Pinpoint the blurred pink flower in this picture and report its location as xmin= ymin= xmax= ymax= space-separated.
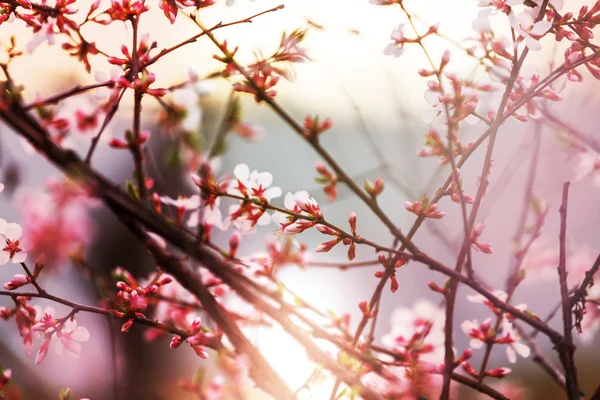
xmin=16 ymin=179 xmax=98 ymax=270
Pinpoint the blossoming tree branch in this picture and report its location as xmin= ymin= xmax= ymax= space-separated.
xmin=1 ymin=0 xmax=600 ymax=398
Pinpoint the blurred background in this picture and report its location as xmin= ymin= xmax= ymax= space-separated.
xmin=1 ymin=0 xmax=600 ymax=398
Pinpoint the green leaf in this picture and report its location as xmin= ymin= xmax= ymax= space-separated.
xmin=210 ymin=136 xmax=229 ymax=157
xmin=126 ymin=180 xmax=140 ymax=202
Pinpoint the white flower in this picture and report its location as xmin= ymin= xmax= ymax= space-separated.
xmin=230 ymin=164 xmax=282 ymax=201
xmin=27 ymin=18 xmax=56 ymax=53
xmin=510 ymin=11 xmax=552 ymax=51
xmin=500 ymin=319 xmax=530 ymax=363
xmin=187 ymin=197 xmax=226 ymax=231
xmin=0 ymin=183 xmax=4 ymax=193
xmin=473 ymin=8 xmax=493 ymax=33
xmin=461 ymin=319 xmax=486 ymax=349
xmin=0 ymin=221 xmax=27 ymax=265
xmin=172 ymin=86 xmax=202 ymax=133
xmin=272 ymin=191 xmax=321 ymax=234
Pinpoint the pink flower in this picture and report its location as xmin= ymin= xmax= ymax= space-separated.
xmin=16 ymin=180 xmax=97 ymax=271
xmin=55 ymin=319 xmax=90 ymax=359
xmin=383 ymin=25 xmax=407 ymax=57
xmin=382 ymin=299 xmax=445 ymax=365
xmin=405 ymin=200 xmax=445 ymax=219
xmin=231 ymin=121 xmax=266 ymax=141
xmin=205 ymin=375 xmax=225 ymax=400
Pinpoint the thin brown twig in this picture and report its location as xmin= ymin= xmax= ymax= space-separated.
xmin=22 ymin=81 xmax=115 ymax=110
xmin=84 ymin=88 xmax=126 ymax=164
xmin=557 ymin=181 xmax=581 ymax=399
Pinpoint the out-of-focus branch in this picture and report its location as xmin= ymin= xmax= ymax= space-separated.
xmin=556 ymin=182 xmax=581 ymax=399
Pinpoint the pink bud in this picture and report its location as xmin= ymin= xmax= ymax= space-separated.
xmin=348 ymin=212 xmax=357 ymax=235
xmin=315 ymin=238 xmax=341 ymax=252
xmin=170 ymin=335 xmax=183 ymax=349
xmin=428 ymin=281 xmax=445 ymax=294
xmin=486 ymin=367 xmax=511 ymax=378
xmin=229 ymin=232 xmax=241 ymax=257
xmin=190 ymin=317 xmax=202 ymax=332
xmin=461 ymin=362 xmax=479 ymax=378
xmin=316 ymin=224 xmax=337 ymax=236
xmin=121 ymin=319 xmax=134 ymax=332
xmin=440 ymin=49 xmax=451 ymax=70
xmin=358 ymin=300 xmax=369 ymax=315
xmin=157 ymin=276 xmax=172 ymax=286
xmin=347 ymin=243 xmax=356 ymax=261
xmin=390 ymin=274 xmax=399 ymax=293
xmin=34 ymin=254 xmax=46 ymax=278
xmin=373 ymin=178 xmax=384 ymax=196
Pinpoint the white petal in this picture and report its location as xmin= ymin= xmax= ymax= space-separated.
xmin=233 ymin=164 xmax=250 ymax=181
xmin=550 ymin=0 xmax=563 ymax=9
xmin=264 ymin=187 xmax=282 ymax=201
xmin=255 ymin=172 xmax=273 ymax=188
xmin=513 ymin=342 xmax=530 ymax=358
xmin=506 ymin=345 xmax=517 ymax=363
xmin=0 ymin=219 xmax=6 ymax=234
xmin=530 ymin=20 xmax=552 ymax=36
xmin=257 ymin=212 xmax=271 ymax=226
xmin=517 ymin=12 xmax=534 ymax=29
xmin=424 ymin=89 xmax=440 ymax=106
xmin=0 ymin=251 xmax=10 ymax=266
xmin=470 ymin=339 xmax=484 ymax=349
xmin=186 ymin=211 xmax=199 ymax=227
xmin=284 ymin=192 xmax=295 ymax=210
xmin=466 ymin=294 xmax=484 ymax=303
xmin=526 ymin=36 xmax=542 ymax=51
xmin=5 ymin=223 xmax=22 ymax=241
xmin=12 ymin=252 xmax=27 ymax=264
